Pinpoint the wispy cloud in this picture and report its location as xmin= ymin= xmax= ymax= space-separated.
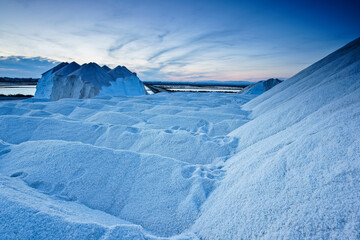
xmin=0 ymin=0 xmax=358 ymax=81
xmin=0 ymin=67 xmax=17 ymax=71
xmin=0 ymin=56 xmax=59 ymax=77
xmin=108 ymin=38 xmax=139 ymax=56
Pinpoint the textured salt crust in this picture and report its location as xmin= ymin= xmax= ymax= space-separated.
xmin=0 ymin=92 xmax=252 ymax=238
xmin=192 ymin=37 xmax=360 ymax=239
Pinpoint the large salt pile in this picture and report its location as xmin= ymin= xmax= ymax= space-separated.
xmin=35 ymin=62 xmax=147 ymax=100
xmin=192 ymin=37 xmax=360 ymax=239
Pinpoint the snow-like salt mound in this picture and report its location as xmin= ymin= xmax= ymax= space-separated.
xmin=35 ymin=62 xmax=147 ymax=100
xmin=192 ymin=37 xmax=360 ymax=239
xmin=239 ymin=78 xmax=282 ymax=95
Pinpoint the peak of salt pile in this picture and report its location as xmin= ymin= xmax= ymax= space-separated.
xmin=239 ymin=78 xmax=282 ymax=95
xmin=108 ymin=66 xmax=134 ymax=79
xmin=102 ymin=65 xmax=112 ymax=72
xmin=35 ymin=62 xmax=147 ymax=100
xmin=41 ymin=62 xmax=68 ymax=76
xmin=68 ymin=62 xmax=113 ymax=87
xmin=54 ymin=61 xmax=81 ymax=76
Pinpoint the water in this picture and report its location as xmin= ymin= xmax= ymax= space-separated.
xmin=0 ymin=85 xmax=36 ymax=96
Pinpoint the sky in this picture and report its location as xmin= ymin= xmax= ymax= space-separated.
xmin=0 ymin=0 xmax=359 ymax=81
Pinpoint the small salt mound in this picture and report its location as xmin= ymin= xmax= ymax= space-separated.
xmin=0 ymin=115 xmax=107 ymax=145
xmin=239 ymin=78 xmax=282 ymax=95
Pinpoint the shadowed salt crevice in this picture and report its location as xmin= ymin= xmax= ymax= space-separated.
xmin=0 ymin=174 xmax=179 ymax=240
xmin=0 ymin=149 xmax=11 ymax=157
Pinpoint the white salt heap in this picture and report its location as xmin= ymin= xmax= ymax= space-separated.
xmin=35 ymin=62 xmax=147 ymax=100
xmin=1 ymin=37 xmax=359 ymax=239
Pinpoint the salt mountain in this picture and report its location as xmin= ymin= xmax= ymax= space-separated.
xmin=0 ymin=37 xmax=359 ymax=239
xmin=35 ymin=62 xmax=147 ymax=100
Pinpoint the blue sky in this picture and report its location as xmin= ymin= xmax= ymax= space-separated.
xmin=0 ymin=0 xmax=359 ymax=81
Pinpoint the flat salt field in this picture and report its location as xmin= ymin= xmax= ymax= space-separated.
xmin=0 ymin=92 xmax=255 ymax=238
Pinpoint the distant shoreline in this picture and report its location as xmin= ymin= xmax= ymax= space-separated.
xmin=0 ymin=82 xmax=37 ymax=86
xmin=0 ymin=94 xmax=33 ymax=101
xmin=0 ymin=77 xmax=38 ymax=87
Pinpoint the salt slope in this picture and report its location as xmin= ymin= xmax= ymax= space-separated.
xmin=192 ymin=38 xmax=360 ymax=239
xmin=34 ymin=62 xmax=68 ymax=98
xmin=54 ymin=61 xmax=81 ymax=77
xmin=0 ymin=92 xmax=253 ymax=238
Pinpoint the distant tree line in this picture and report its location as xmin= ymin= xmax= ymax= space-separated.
xmin=0 ymin=77 xmax=39 ymax=85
